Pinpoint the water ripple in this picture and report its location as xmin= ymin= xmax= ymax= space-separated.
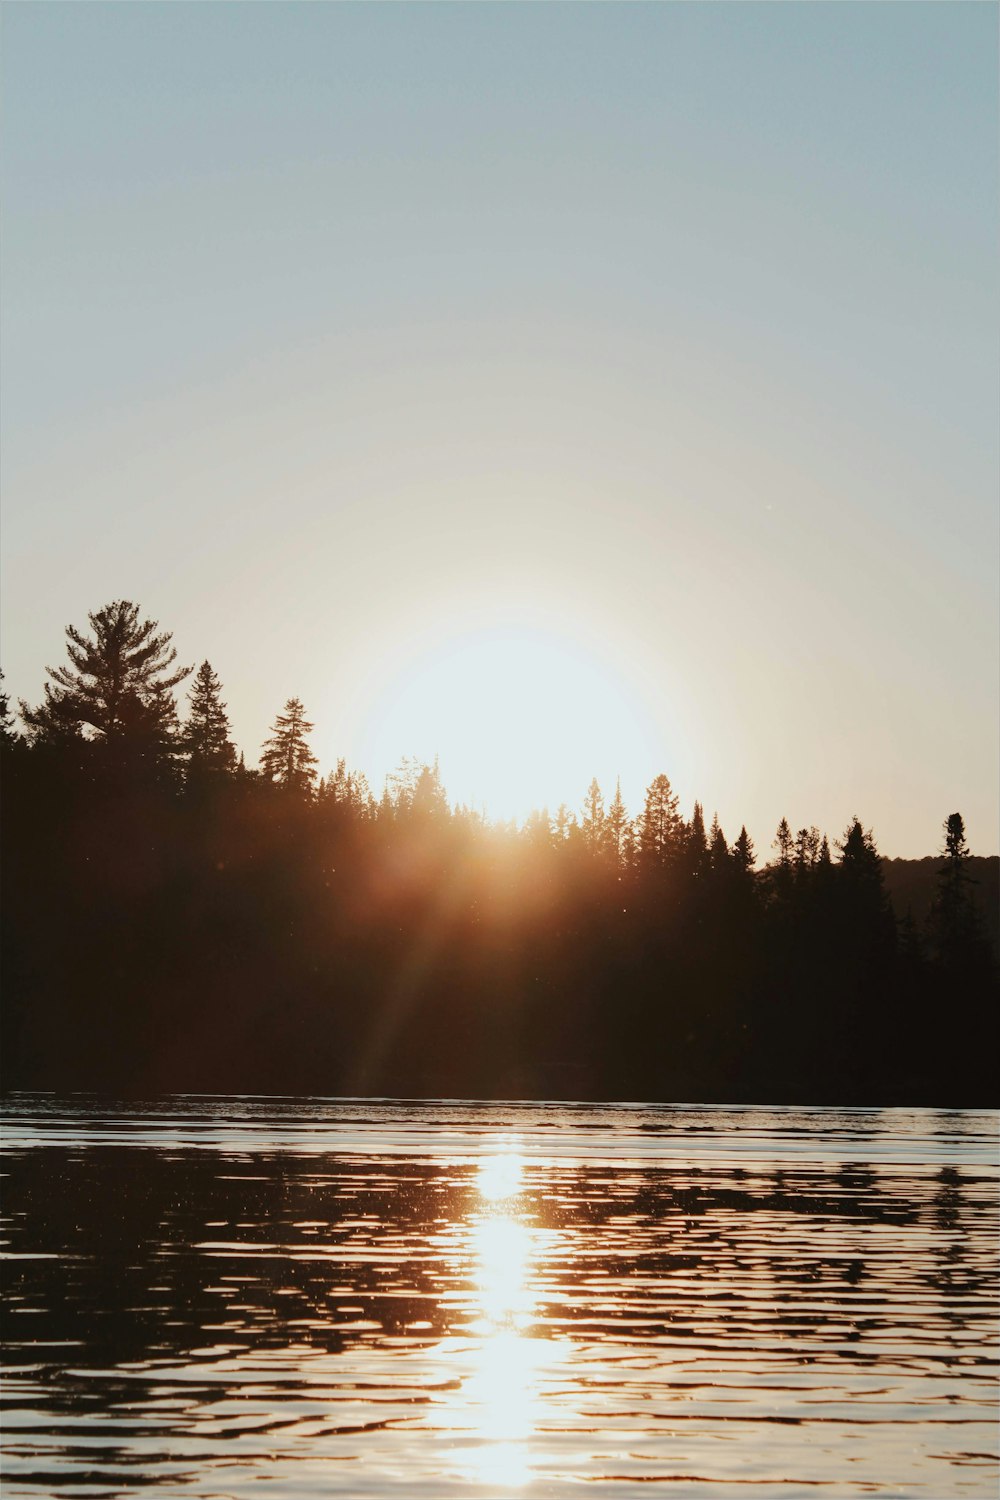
xmin=1 ymin=1096 xmax=997 ymax=1497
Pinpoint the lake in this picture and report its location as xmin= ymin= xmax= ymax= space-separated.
xmin=1 ymin=1097 xmax=997 ymax=1497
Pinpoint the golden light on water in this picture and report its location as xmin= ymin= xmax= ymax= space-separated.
xmin=477 ymin=1149 xmax=524 ymax=1203
xmin=469 ymin=1214 xmax=533 ymax=1330
xmin=435 ymin=1145 xmax=558 ymax=1489
xmin=459 ymin=1331 xmax=546 ymax=1489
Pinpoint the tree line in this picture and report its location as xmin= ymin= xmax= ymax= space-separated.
xmin=1 ymin=600 xmax=996 ymax=1104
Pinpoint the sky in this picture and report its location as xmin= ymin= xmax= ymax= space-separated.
xmin=2 ymin=3 xmax=997 ymax=857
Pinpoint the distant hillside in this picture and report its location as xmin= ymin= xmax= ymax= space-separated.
xmin=882 ymin=855 xmax=999 ymax=957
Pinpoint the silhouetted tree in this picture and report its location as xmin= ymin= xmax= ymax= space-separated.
xmin=732 ymin=825 xmax=755 ymax=878
xmin=794 ymin=826 xmax=821 ymax=875
xmin=930 ymin=812 xmax=983 ymax=964
xmin=773 ymin=817 xmax=794 ymax=868
xmin=581 ymin=778 xmax=606 ymax=853
xmin=235 ymin=750 xmax=257 ymax=782
xmin=320 ymin=758 xmax=373 ymax=819
xmin=766 ymin=817 xmax=796 ymax=908
xmin=835 ymin=818 xmax=895 ymax=971
xmin=944 ymin=812 xmax=970 ymax=862
xmin=0 ymin=671 xmax=19 ymax=751
xmin=686 ymin=801 xmax=709 ymax=878
xmin=183 ymin=661 xmax=236 ymax=778
xmin=639 ymin=773 xmax=682 ymax=865
xmin=4 ymin=601 xmax=997 ymax=1106
xmin=837 ymin=817 xmax=883 ymax=891
xmin=260 ymin=697 xmax=318 ymax=795
xmin=606 ymin=779 xmax=629 ymax=865
xmin=20 ymin=600 xmax=189 ymax=773
xmin=709 ymin=812 xmax=729 ymax=872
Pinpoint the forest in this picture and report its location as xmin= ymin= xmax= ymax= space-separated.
xmin=2 ymin=601 xmax=996 ymax=1104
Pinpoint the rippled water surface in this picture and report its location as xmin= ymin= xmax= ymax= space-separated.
xmin=1 ymin=1097 xmax=997 ymax=1497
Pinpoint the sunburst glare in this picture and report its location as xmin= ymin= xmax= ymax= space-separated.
xmin=354 ymin=621 xmax=667 ymax=823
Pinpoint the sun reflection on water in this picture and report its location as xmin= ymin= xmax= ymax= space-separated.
xmin=477 ymin=1150 xmax=524 ymax=1203
xmin=470 ymin=1214 xmax=533 ymax=1329
xmin=435 ymin=1145 xmax=555 ymax=1490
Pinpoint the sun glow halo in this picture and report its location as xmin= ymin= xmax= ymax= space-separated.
xmin=356 ymin=624 xmax=664 ymax=823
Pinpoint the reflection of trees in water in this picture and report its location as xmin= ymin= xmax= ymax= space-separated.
xmin=926 ymin=1163 xmax=997 ymax=1342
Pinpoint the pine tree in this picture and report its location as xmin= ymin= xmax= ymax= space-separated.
xmin=621 ymin=817 xmax=639 ymax=868
xmin=351 ymin=770 xmax=375 ymax=819
xmin=930 ymin=812 xmax=983 ymax=964
xmin=836 ymin=817 xmax=883 ymax=890
xmin=686 ymin=800 xmax=709 ymax=877
xmin=639 ymin=773 xmax=682 ymax=864
xmin=709 ymin=812 xmax=728 ymax=871
xmin=386 ymin=756 xmax=427 ymax=813
xmin=581 ymin=777 xmax=606 ymax=853
xmin=523 ymin=808 xmax=554 ymax=847
xmin=943 ymin=811 xmax=970 ymax=864
xmin=834 ymin=818 xmax=896 ymax=975
xmin=732 ymin=825 xmax=755 ymax=877
xmin=20 ymin=601 xmax=189 ymax=755
xmin=773 ymin=817 xmax=794 ymax=868
xmin=412 ymin=759 xmax=449 ymax=819
xmin=320 ymin=757 xmax=369 ymax=814
xmin=183 ymin=661 xmax=236 ymax=777
xmin=0 ymin=671 xmax=19 ymax=751
xmin=20 ymin=599 xmax=188 ymax=742
xmin=554 ymin=804 xmax=576 ymax=841
xmin=260 ymin=697 xmax=318 ymax=794
xmin=794 ymin=826 xmax=821 ymax=877
xmin=606 ymin=778 xmax=629 ymax=865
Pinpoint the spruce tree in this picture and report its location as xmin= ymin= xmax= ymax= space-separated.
xmin=606 ymin=778 xmax=629 ymax=865
xmin=836 ymin=817 xmax=883 ymax=890
xmin=943 ymin=811 xmax=971 ymax=864
xmin=709 ymin=812 xmax=728 ymax=871
xmin=773 ymin=817 xmax=794 ymax=868
xmin=639 ymin=773 xmax=682 ymax=864
xmin=581 ymin=777 xmax=606 ymax=853
xmin=260 ymin=697 xmax=318 ymax=794
xmin=835 ymin=818 xmax=894 ymax=952
xmin=183 ymin=661 xmax=236 ymax=776
xmin=930 ymin=812 xmax=983 ymax=964
xmin=732 ymin=825 xmax=755 ymax=877
xmin=687 ymin=800 xmax=709 ymax=877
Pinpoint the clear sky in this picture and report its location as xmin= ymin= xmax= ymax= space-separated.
xmin=2 ymin=3 xmax=997 ymax=856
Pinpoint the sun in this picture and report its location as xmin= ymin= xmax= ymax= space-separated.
xmin=352 ymin=617 xmax=665 ymax=823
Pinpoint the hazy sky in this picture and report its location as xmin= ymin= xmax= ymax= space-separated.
xmin=2 ymin=3 xmax=997 ymax=856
